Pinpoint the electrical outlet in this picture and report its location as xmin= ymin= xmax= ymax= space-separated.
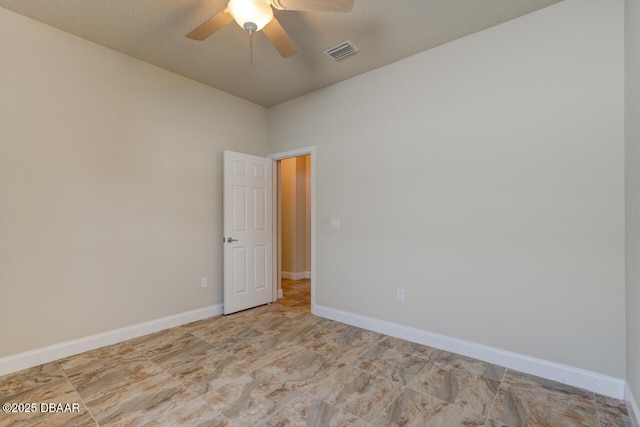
xmin=397 ymin=288 xmax=405 ymax=301
xmin=201 ymin=277 xmax=208 ymax=288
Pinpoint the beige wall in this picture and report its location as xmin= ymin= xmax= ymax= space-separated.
xmin=281 ymin=158 xmax=296 ymax=273
xmin=269 ymin=0 xmax=625 ymax=378
xmin=625 ymin=0 xmax=640 ymax=415
xmin=281 ymin=156 xmax=311 ymax=276
xmin=0 ymin=8 xmax=268 ymax=357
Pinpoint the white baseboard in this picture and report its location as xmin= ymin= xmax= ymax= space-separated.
xmin=278 ymin=289 xmax=283 ymax=299
xmin=0 ymin=304 xmax=223 ymax=376
xmin=281 ymin=271 xmax=311 ymax=280
xmin=626 ymin=383 xmax=640 ymax=427
xmin=312 ymin=304 xmax=625 ymax=399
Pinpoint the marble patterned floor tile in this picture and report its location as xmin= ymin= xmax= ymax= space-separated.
xmin=308 ymin=365 xmax=403 ymax=423
xmin=180 ymin=315 xmax=236 ymax=334
xmin=254 ymin=313 xmax=322 ymax=336
xmin=259 ymin=348 xmax=337 ymax=391
xmin=139 ymin=397 xmax=231 ymax=427
xmin=249 ymin=312 xmax=316 ymax=337
xmin=373 ymin=387 xmax=486 ymax=427
xmin=200 ymin=370 xmax=303 ymax=425
xmin=500 ymin=370 xmax=596 ymax=407
xmin=267 ymin=321 xmax=324 ymax=349
xmin=84 ymin=372 xmax=198 ymax=426
xmin=594 ymin=394 xmax=633 ymax=427
xmin=275 ymin=303 xmax=308 ymax=313
xmin=308 ymin=316 xmax=350 ymax=332
xmin=143 ymin=333 xmax=218 ymax=370
xmin=489 ymin=371 xmax=599 ymax=427
xmin=248 ymin=314 xmax=296 ymax=334
xmin=186 ymin=317 xmax=256 ymax=344
xmin=296 ymin=319 xmax=349 ymax=349
xmin=6 ymin=410 xmax=98 ymax=427
xmin=208 ymin=326 xmax=266 ymax=351
xmin=126 ymin=326 xmax=191 ymax=355
xmin=285 ymin=302 xmax=312 ymax=313
xmin=217 ymin=329 xmax=305 ymax=370
xmin=229 ymin=304 xmax=298 ymax=326
xmin=547 ymin=407 xmax=601 ymax=427
xmin=168 ymin=351 xmax=252 ymax=396
xmin=597 ymin=393 xmax=631 ymax=417
xmin=484 ymin=419 xmax=510 ymax=427
xmin=180 ymin=315 xmax=222 ymax=330
xmin=0 ymin=362 xmax=65 ymax=399
xmin=378 ymin=337 xmax=441 ymax=361
xmin=199 ymin=373 xmax=266 ymax=424
xmin=257 ymin=392 xmax=368 ymax=427
xmin=354 ymin=344 xmax=430 ymax=386
xmin=304 ymin=325 xmax=385 ymax=367
xmin=598 ymin=412 xmax=634 ymax=427
xmin=409 ymin=362 xmax=500 ymax=416
xmin=408 ymin=361 xmax=500 ymax=417
xmin=0 ymin=378 xmax=92 ymax=427
xmin=10 ymin=408 xmax=98 ymax=427
xmin=68 ymin=353 xmax=166 ymax=403
xmin=57 ymin=341 xmax=137 ymax=376
xmin=432 ymin=351 xmax=506 ymax=382
xmin=277 ymin=296 xmax=307 ymax=307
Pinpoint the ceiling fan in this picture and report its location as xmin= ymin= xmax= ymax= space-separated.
xmin=186 ymin=0 xmax=355 ymax=58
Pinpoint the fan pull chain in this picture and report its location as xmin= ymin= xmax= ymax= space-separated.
xmin=243 ymin=22 xmax=258 ymax=66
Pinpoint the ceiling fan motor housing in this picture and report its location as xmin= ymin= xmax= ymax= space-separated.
xmin=228 ymin=0 xmax=274 ymax=32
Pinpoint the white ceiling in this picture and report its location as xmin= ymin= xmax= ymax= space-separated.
xmin=0 ymin=0 xmax=563 ymax=107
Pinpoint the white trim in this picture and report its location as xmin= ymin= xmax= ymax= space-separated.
xmin=313 ymin=304 xmax=625 ymax=399
xmin=268 ymin=146 xmax=316 ymax=160
xmin=281 ymin=271 xmax=311 ymax=280
xmin=268 ymin=146 xmax=316 ymax=310
xmin=626 ymin=382 xmax=640 ymax=427
xmin=270 ymin=159 xmax=281 ymax=303
xmin=0 ymin=304 xmax=223 ymax=376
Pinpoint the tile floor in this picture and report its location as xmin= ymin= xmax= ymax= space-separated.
xmin=0 ymin=279 xmax=632 ymax=426
xmin=278 ymin=279 xmax=311 ymax=313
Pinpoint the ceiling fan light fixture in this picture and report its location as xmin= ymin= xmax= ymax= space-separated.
xmin=228 ymin=0 xmax=274 ymax=32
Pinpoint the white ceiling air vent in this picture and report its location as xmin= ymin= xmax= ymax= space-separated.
xmin=323 ymin=40 xmax=359 ymax=61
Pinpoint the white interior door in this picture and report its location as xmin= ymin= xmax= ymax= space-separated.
xmin=223 ymin=150 xmax=273 ymax=315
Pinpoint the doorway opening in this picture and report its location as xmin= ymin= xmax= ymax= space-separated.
xmin=269 ymin=147 xmax=315 ymax=313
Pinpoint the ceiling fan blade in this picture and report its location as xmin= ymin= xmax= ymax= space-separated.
xmin=186 ymin=10 xmax=234 ymax=41
xmin=263 ymin=18 xmax=298 ymax=58
xmin=271 ymin=0 xmax=354 ymax=12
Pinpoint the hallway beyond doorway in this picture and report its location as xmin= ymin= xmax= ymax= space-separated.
xmin=280 ymin=278 xmax=310 ymax=313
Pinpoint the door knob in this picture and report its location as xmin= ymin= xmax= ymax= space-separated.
xmin=226 ymin=237 xmax=238 ymax=243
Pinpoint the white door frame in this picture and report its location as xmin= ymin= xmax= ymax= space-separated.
xmin=268 ymin=146 xmax=316 ymax=312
